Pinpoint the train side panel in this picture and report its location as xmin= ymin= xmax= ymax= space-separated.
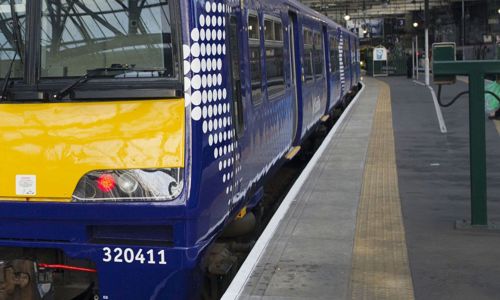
xmin=228 ymin=1 xmax=295 ymax=210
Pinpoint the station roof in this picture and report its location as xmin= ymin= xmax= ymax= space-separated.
xmin=300 ymin=0 xmax=474 ymax=19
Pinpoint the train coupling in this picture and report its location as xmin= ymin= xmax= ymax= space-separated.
xmin=0 ymin=259 xmax=53 ymax=300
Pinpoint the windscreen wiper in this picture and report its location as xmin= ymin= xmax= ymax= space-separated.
xmin=53 ymin=64 xmax=168 ymax=100
xmin=1 ymin=1 xmax=24 ymax=101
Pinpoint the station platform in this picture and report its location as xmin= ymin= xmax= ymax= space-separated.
xmin=222 ymin=76 xmax=500 ymax=300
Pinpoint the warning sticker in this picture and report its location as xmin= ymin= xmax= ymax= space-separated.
xmin=16 ymin=175 xmax=36 ymax=196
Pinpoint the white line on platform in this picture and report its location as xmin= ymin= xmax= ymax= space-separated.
xmin=413 ymin=79 xmax=447 ymax=133
xmin=221 ymin=81 xmax=367 ymax=300
xmin=412 ymin=80 xmax=426 ymax=86
xmin=427 ymin=85 xmax=448 ymax=133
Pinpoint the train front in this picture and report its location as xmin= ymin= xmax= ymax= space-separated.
xmin=0 ymin=1 xmax=199 ymax=299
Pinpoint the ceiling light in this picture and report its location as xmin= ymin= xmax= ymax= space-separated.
xmin=344 ymin=6 xmax=350 ymax=22
xmin=413 ymin=22 xmax=418 ymax=28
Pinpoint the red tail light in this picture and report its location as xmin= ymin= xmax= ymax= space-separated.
xmin=96 ymin=174 xmax=116 ymax=193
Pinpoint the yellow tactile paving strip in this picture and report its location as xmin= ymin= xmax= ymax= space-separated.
xmin=350 ymin=80 xmax=415 ymax=300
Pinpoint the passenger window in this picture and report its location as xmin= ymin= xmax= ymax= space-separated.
xmin=264 ymin=17 xmax=285 ymax=98
xmin=302 ymin=29 xmax=314 ymax=83
xmin=228 ymin=16 xmax=244 ymax=137
xmin=248 ymin=15 xmax=259 ymax=39
xmin=274 ymin=22 xmax=283 ymax=41
xmin=313 ymin=32 xmax=324 ymax=79
xmin=264 ymin=19 xmax=274 ymax=40
xmin=248 ymin=14 xmax=262 ymax=104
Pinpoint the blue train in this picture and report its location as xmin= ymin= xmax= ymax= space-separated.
xmin=0 ymin=0 xmax=359 ymax=299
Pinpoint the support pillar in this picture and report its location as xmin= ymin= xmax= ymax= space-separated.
xmin=468 ymin=72 xmax=487 ymax=225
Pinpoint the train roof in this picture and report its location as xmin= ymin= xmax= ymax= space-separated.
xmin=282 ymin=0 xmax=357 ymax=38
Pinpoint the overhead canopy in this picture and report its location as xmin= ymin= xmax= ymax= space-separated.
xmin=301 ymin=0 xmax=474 ymax=20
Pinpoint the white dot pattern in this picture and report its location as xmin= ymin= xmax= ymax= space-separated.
xmin=227 ymin=97 xmax=293 ymax=206
xmin=183 ymin=1 xmax=236 ymax=196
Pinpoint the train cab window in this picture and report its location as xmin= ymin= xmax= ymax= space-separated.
xmin=264 ymin=17 xmax=285 ymax=98
xmin=248 ymin=14 xmax=262 ymax=104
xmin=228 ymin=15 xmax=244 ymax=136
xmin=302 ymin=28 xmax=314 ymax=84
xmin=313 ymin=32 xmax=324 ymax=79
xmin=0 ymin=2 xmax=26 ymax=80
xmin=40 ymin=0 xmax=177 ymax=78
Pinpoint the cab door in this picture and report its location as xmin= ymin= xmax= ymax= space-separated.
xmin=227 ymin=12 xmax=244 ymax=206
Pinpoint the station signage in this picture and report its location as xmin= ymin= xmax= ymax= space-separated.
xmin=373 ymin=47 xmax=387 ymax=61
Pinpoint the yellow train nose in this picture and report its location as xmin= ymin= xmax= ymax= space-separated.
xmin=0 ymin=98 xmax=185 ymax=202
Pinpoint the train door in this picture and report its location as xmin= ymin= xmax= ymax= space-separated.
xmin=356 ymin=41 xmax=360 ymax=82
xmin=311 ymin=30 xmax=326 ymax=124
xmin=322 ymin=25 xmax=330 ymax=115
xmin=345 ymin=34 xmax=352 ymax=91
xmin=328 ymin=34 xmax=338 ymax=110
xmin=351 ymin=37 xmax=356 ymax=86
xmin=288 ymin=11 xmax=301 ymax=144
xmin=227 ymin=12 xmax=244 ymax=204
xmin=344 ymin=34 xmax=351 ymax=92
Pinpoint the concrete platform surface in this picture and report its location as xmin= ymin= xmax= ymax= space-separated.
xmin=387 ymin=76 xmax=500 ymax=300
xmin=222 ymin=76 xmax=500 ymax=300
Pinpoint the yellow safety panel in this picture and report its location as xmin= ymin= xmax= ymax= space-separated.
xmin=0 ymin=99 xmax=185 ymax=201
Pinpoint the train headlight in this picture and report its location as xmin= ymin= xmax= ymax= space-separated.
xmin=72 ymin=168 xmax=184 ymax=202
xmin=116 ymin=173 xmax=139 ymax=194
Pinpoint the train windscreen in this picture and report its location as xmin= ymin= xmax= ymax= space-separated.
xmin=40 ymin=0 xmax=176 ymax=79
xmin=0 ymin=0 xmax=26 ymax=79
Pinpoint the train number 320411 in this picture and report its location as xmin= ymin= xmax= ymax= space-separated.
xmin=102 ymin=247 xmax=167 ymax=265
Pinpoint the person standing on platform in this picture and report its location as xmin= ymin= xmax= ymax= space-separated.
xmin=406 ymin=53 xmax=413 ymax=79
